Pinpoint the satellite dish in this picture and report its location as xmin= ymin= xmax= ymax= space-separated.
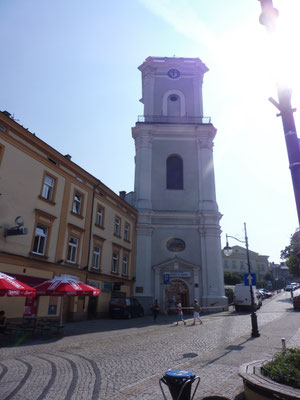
xmin=15 ymin=216 xmax=24 ymax=227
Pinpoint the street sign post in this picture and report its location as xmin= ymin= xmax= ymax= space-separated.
xmin=163 ymin=274 xmax=170 ymax=285
xmin=244 ymin=273 xmax=256 ymax=286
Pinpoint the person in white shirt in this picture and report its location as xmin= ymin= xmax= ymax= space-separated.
xmin=192 ymin=299 xmax=202 ymax=325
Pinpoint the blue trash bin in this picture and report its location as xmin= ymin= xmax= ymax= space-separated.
xmin=159 ymin=370 xmax=200 ymax=400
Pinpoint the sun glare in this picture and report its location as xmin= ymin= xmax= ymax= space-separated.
xmin=213 ymin=1 xmax=300 ymax=112
xmin=261 ymin=2 xmax=300 ymax=89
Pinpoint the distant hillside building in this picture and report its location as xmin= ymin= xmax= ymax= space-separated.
xmin=125 ymin=57 xmax=227 ymax=312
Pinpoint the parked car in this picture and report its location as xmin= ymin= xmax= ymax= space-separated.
xmin=259 ymin=289 xmax=273 ymax=298
xmin=257 ymin=292 xmax=263 ymax=308
xmin=291 ymin=282 xmax=299 ymax=290
xmin=293 ymin=294 xmax=300 ymax=311
xmin=258 ymin=289 xmax=267 ymax=299
xmin=285 ymin=284 xmax=293 ymax=291
xmin=109 ymin=297 xmax=144 ymax=319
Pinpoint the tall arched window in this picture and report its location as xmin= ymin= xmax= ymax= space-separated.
xmin=166 ymin=155 xmax=183 ymax=190
xmin=167 ymin=94 xmax=181 ymax=116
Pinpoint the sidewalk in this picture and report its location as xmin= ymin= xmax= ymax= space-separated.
xmin=2 ymin=293 xmax=298 ymax=400
xmin=105 ymin=306 xmax=300 ymax=399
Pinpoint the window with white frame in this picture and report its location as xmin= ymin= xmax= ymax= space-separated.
xmin=96 ymin=207 xmax=103 ymax=226
xmin=124 ymin=223 xmax=130 ymax=241
xmin=93 ymin=246 xmax=101 ymax=269
xmin=122 ymin=255 xmax=128 ymax=275
xmin=67 ymin=236 xmax=78 ymax=263
xmin=32 ymin=225 xmax=48 ymax=255
xmin=111 ymin=251 xmax=119 ymax=273
xmin=114 ymin=217 xmax=120 ymax=236
xmin=72 ymin=192 xmax=82 ymax=215
xmin=42 ymin=174 xmax=55 ymax=201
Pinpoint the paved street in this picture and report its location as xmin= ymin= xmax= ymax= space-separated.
xmin=1 ymin=290 xmax=300 ymax=400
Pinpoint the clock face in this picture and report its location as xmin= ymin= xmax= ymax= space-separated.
xmin=168 ymin=69 xmax=180 ymax=79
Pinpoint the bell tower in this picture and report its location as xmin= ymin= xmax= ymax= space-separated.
xmin=140 ymin=57 xmax=207 ymax=118
xmin=129 ymin=57 xmax=227 ymax=311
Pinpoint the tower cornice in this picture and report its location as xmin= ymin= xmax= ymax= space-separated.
xmin=138 ymin=56 xmax=209 ymax=75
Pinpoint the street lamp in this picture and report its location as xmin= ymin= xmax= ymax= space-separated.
xmin=223 ymin=223 xmax=260 ymax=338
xmin=258 ymin=0 xmax=300 ymax=227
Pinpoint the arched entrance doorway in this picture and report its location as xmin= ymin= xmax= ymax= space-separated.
xmin=166 ymin=279 xmax=189 ymax=312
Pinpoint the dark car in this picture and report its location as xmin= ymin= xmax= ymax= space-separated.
xmin=293 ymin=295 xmax=300 ymax=311
xmin=109 ymin=297 xmax=144 ymax=319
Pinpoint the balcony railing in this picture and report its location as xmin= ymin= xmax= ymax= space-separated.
xmin=137 ymin=115 xmax=211 ymax=124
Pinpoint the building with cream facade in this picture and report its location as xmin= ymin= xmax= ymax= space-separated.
xmin=222 ymin=245 xmax=270 ymax=281
xmin=125 ymin=57 xmax=227 ymax=312
xmin=0 ymin=111 xmax=137 ymax=321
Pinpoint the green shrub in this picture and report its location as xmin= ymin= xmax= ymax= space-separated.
xmin=261 ymin=348 xmax=300 ymax=389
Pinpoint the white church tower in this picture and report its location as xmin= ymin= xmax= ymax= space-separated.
xmin=128 ymin=56 xmax=227 ymax=312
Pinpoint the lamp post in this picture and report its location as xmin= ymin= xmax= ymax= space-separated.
xmin=258 ymin=0 xmax=300 ymax=227
xmin=223 ymin=223 xmax=260 ymax=337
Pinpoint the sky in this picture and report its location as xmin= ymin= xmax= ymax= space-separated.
xmin=1 ymin=0 xmax=300 ymax=263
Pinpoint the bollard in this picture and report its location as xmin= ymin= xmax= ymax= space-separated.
xmin=159 ymin=370 xmax=200 ymax=400
xmin=281 ymin=338 xmax=286 ymax=353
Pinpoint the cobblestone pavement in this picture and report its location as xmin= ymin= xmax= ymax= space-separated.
xmin=0 ymin=290 xmax=300 ymax=399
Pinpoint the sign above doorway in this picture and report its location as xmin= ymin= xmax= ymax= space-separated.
xmin=164 ymin=271 xmax=191 ymax=278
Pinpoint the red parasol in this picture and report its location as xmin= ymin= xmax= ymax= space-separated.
xmin=0 ymin=272 xmax=36 ymax=297
xmin=34 ymin=276 xmax=100 ymax=325
xmin=34 ymin=276 xmax=100 ymax=296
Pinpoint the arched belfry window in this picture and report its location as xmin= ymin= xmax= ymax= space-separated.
xmin=166 ymin=155 xmax=183 ymax=190
xmin=167 ymin=94 xmax=181 ymax=116
xmin=162 ymin=90 xmax=186 ymax=116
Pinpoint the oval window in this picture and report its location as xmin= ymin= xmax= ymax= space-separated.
xmin=166 ymin=238 xmax=186 ymax=252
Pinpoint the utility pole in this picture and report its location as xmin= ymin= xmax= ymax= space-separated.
xmin=258 ymin=0 xmax=300 ymax=226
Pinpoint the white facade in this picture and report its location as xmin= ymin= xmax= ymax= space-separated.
xmin=127 ymin=57 xmax=227 ymax=312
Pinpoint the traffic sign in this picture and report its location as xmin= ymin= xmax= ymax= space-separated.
xmin=163 ymin=274 xmax=170 ymax=285
xmin=244 ymin=273 xmax=256 ymax=286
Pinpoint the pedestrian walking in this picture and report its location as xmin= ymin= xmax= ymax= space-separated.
xmin=192 ymin=299 xmax=202 ymax=325
xmin=152 ymin=299 xmax=160 ymax=321
xmin=176 ymin=303 xmax=186 ymax=326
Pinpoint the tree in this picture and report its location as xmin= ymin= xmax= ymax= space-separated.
xmin=224 ymin=272 xmax=243 ymax=285
xmin=281 ymin=231 xmax=300 ymax=277
xmin=263 ymin=272 xmax=273 ymax=282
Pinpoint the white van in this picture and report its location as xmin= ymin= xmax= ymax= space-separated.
xmin=234 ymin=284 xmax=262 ymax=311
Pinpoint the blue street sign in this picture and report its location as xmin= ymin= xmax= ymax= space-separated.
xmin=244 ymin=273 xmax=256 ymax=286
xmin=164 ymin=274 xmax=170 ymax=285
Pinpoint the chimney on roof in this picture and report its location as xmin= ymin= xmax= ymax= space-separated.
xmin=64 ymin=154 xmax=72 ymax=161
xmin=2 ymin=111 xmax=11 ymax=118
xmin=119 ymin=191 xmax=126 ymax=200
